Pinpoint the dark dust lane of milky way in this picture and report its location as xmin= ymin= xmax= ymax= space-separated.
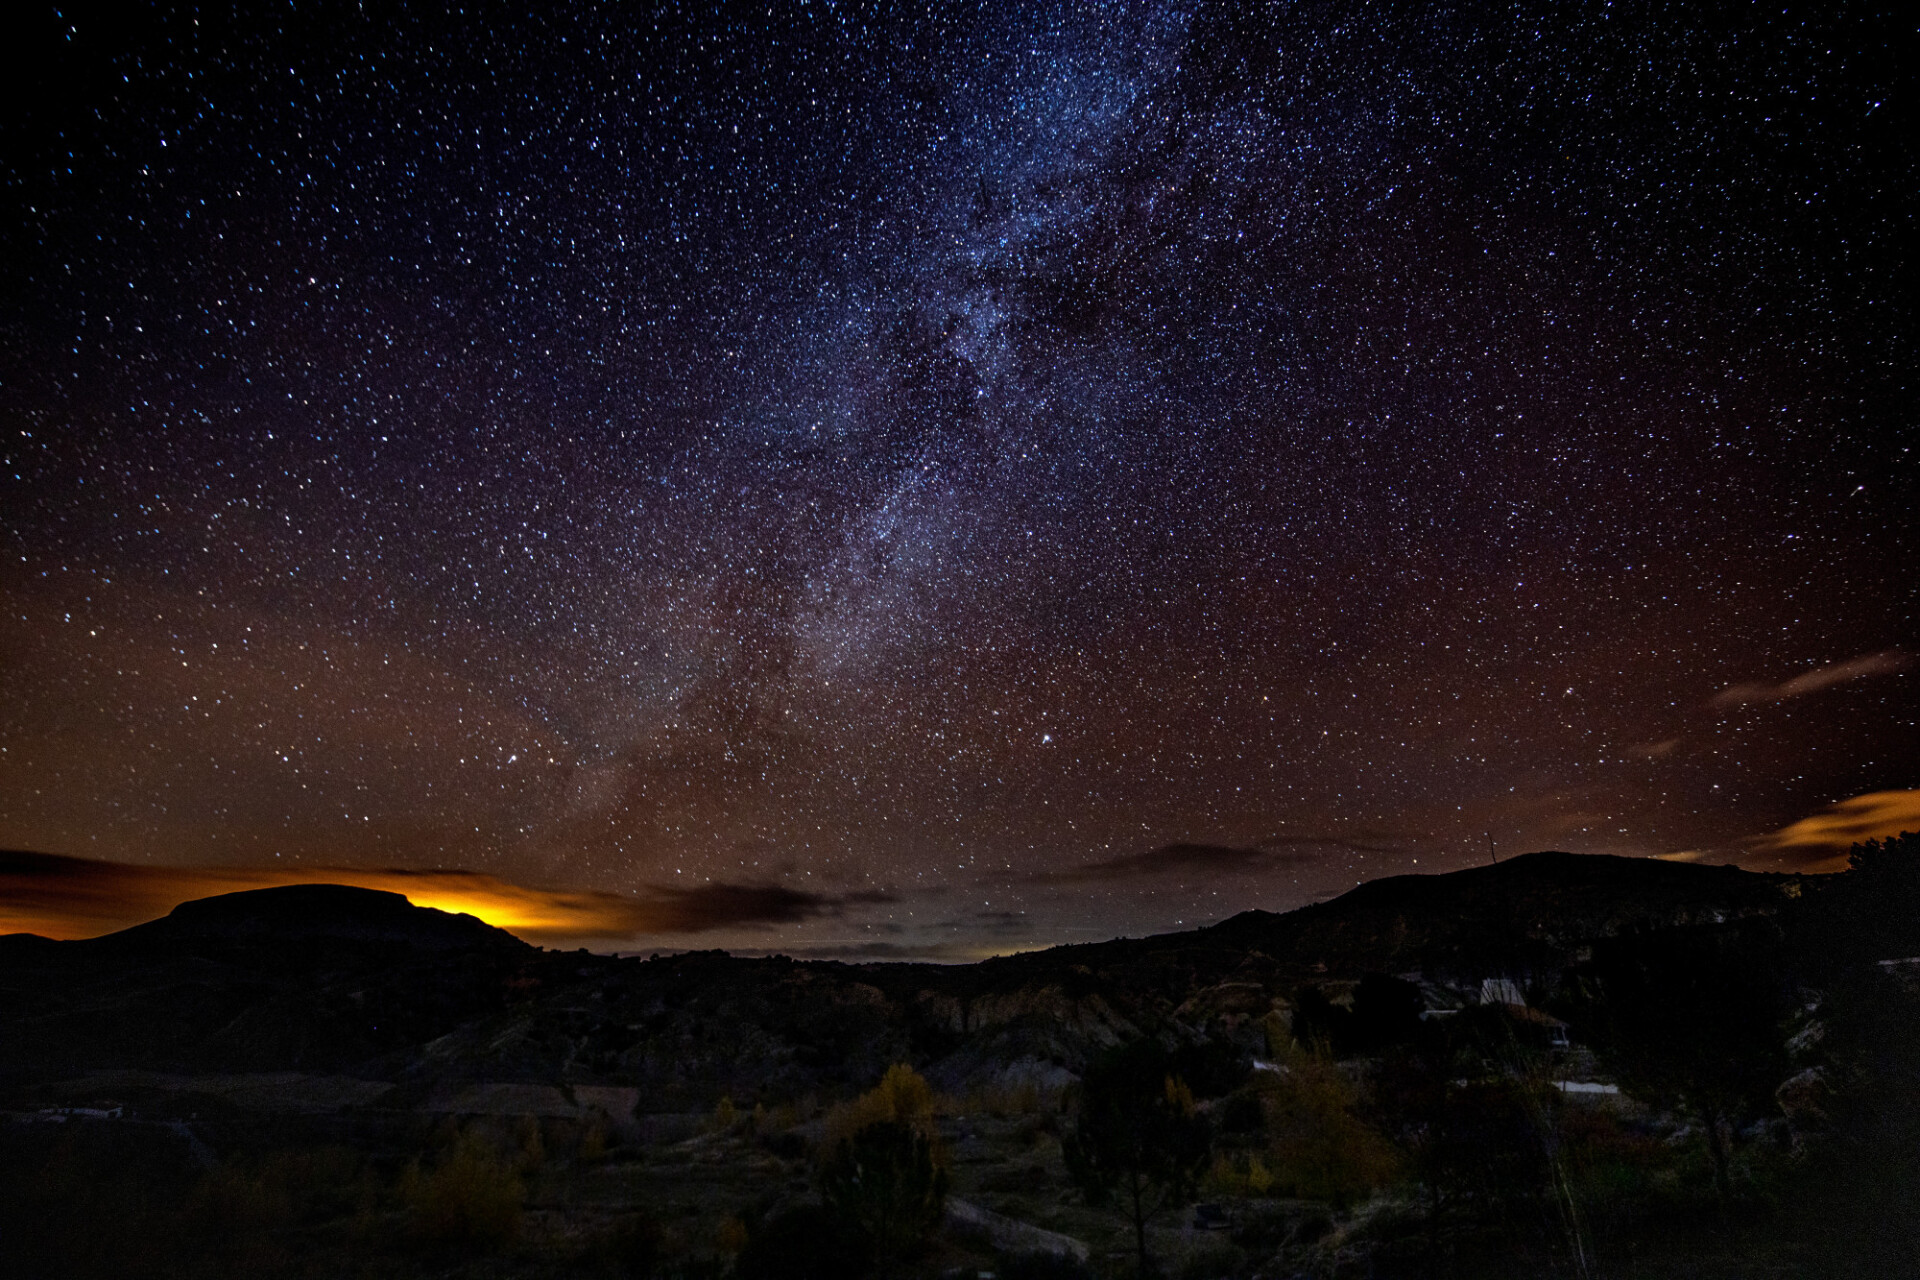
xmin=1 ymin=2 xmax=1913 ymax=957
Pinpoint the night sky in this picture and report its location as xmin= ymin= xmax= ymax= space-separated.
xmin=3 ymin=2 xmax=1914 ymax=957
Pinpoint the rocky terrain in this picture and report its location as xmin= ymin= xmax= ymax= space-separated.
xmin=1 ymin=850 xmax=1913 ymax=1279
xmin=0 ymin=852 xmax=1811 ymax=1091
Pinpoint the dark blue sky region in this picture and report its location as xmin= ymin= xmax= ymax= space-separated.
xmin=2 ymin=2 xmax=1913 ymax=956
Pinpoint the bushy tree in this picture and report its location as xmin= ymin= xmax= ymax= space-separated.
xmin=1846 ymin=829 xmax=1920 ymax=883
xmin=402 ymin=1131 xmax=523 ymax=1252
xmin=1846 ymin=831 xmax=1920 ymax=950
xmin=1290 ymin=976 xmax=1425 ymax=1058
xmin=1258 ymin=1049 xmax=1400 ymax=1206
xmin=1062 ymin=1040 xmax=1212 ymax=1278
xmin=1290 ymin=986 xmax=1351 ymax=1055
xmin=1786 ymin=956 xmax=1920 ymax=1275
xmin=1573 ymin=924 xmax=1788 ymax=1196
xmin=819 ymin=1118 xmax=948 ymax=1267
xmin=1349 ymin=973 xmax=1426 ymax=1054
xmin=824 ymin=1062 xmax=941 ymax=1152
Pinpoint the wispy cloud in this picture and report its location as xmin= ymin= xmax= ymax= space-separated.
xmin=1754 ymin=789 xmax=1920 ymax=871
xmin=634 ymin=882 xmax=893 ymax=933
xmin=1257 ymin=831 xmax=1419 ymax=855
xmin=755 ymin=938 xmax=1050 ymax=963
xmin=1032 ymin=837 xmax=1381 ymax=886
xmin=0 ymin=851 xmax=891 ymax=945
xmin=1711 ymin=650 xmax=1910 ymax=709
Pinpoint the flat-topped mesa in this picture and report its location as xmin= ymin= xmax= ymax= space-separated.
xmin=111 ymin=883 xmax=525 ymax=951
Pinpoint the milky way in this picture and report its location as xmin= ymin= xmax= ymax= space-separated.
xmin=2 ymin=3 xmax=1913 ymax=955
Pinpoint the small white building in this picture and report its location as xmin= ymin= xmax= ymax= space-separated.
xmin=1480 ymin=977 xmax=1527 ymax=1007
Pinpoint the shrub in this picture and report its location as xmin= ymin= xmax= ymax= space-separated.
xmin=403 ymin=1132 xmax=523 ymax=1252
xmin=820 ymin=1118 xmax=949 ymax=1264
xmin=179 ymin=1163 xmax=294 ymax=1273
xmin=971 ymin=1077 xmax=1047 ymax=1117
xmin=1204 ymin=1149 xmax=1274 ymax=1197
xmin=733 ymin=1203 xmax=873 ymax=1280
xmin=590 ymin=1213 xmax=663 ymax=1278
xmin=1290 ymin=986 xmax=1355 ymax=1057
xmin=1411 ymin=1080 xmax=1547 ymax=1209
xmin=1259 ymin=1055 xmax=1398 ymax=1206
xmin=824 ymin=1063 xmax=940 ymax=1152
xmin=579 ymin=1112 xmax=611 ymax=1161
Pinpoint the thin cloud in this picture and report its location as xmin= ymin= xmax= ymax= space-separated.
xmin=0 ymin=851 xmax=891 ymax=945
xmin=634 ymin=882 xmax=894 ymax=933
xmin=1033 ymin=841 xmax=1329 ymax=885
xmin=1653 ymin=849 xmax=1709 ymax=863
xmin=1711 ymin=650 xmax=1910 ymax=709
xmin=786 ymin=941 xmax=933 ymax=960
xmin=929 ymin=910 xmax=1032 ymax=936
xmin=1256 ymin=831 xmax=1419 ymax=855
xmin=760 ymin=938 xmax=1046 ymax=963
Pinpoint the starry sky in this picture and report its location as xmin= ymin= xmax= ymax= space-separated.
xmin=2 ymin=2 xmax=1914 ymax=957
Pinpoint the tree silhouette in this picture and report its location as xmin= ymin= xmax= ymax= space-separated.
xmin=1349 ymin=972 xmax=1425 ymax=1054
xmin=1062 ymin=1040 xmax=1212 ymax=1278
xmin=1846 ymin=829 xmax=1920 ymax=881
xmin=1846 ymin=831 xmax=1920 ymax=952
xmin=1573 ymin=923 xmax=1787 ymax=1196
xmin=818 ymin=1118 xmax=947 ymax=1269
xmin=1290 ymin=985 xmax=1351 ymax=1055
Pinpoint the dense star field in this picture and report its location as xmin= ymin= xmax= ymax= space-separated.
xmin=2 ymin=2 xmax=1913 ymax=955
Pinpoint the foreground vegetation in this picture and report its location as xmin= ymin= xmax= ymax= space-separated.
xmin=5 ymin=836 xmax=1918 ymax=1277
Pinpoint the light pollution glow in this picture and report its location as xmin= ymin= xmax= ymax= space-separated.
xmin=6 ymin=788 xmax=1916 ymax=948
xmin=1757 ymin=789 xmax=1920 ymax=873
xmin=0 ymin=855 xmax=658 ymax=945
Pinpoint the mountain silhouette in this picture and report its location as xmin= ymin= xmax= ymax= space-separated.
xmin=106 ymin=883 xmax=519 ymax=951
xmin=0 ymin=850 xmax=1822 ymax=1088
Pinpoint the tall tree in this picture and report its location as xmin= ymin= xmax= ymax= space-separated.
xmin=1573 ymin=923 xmax=1788 ymax=1196
xmin=1846 ymin=831 xmax=1920 ymax=953
xmin=1063 ymin=1040 xmax=1212 ymax=1278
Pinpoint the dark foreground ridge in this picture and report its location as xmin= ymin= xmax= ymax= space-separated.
xmin=0 ymin=850 xmax=1815 ymax=1087
xmin=3 ymin=846 xmax=1916 ymax=1278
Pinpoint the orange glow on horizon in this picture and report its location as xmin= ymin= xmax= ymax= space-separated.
xmin=0 ymin=855 xmax=654 ymax=945
xmin=1757 ymin=789 xmax=1920 ymax=872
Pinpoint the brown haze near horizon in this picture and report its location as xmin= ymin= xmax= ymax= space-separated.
xmin=3 ymin=1 xmax=1913 ymax=958
xmin=7 ymin=786 xmax=1915 ymax=951
xmin=0 ymin=851 xmax=902 ymax=948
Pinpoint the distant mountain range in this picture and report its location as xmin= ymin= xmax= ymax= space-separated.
xmin=0 ymin=850 xmax=1835 ymax=1109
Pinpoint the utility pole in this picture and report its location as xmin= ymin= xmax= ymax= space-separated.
xmin=1486 ymin=832 xmax=1498 ymax=866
